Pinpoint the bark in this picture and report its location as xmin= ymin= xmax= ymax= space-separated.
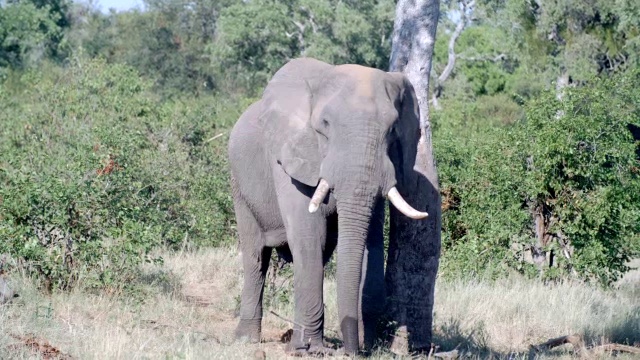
xmin=556 ymin=71 xmax=570 ymax=101
xmin=386 ymin=0 xmax=442 ymax=353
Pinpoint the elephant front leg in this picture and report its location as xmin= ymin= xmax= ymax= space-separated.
xmin=286 ymin=241 xmax=326 ymax=354
xmin=234 ymin=199 xmax=272 ymax=343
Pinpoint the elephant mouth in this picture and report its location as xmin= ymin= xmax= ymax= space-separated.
xmin=308 ymin=178 xmax=428 ymax=219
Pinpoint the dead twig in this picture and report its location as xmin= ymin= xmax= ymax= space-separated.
xmin=268 ymin=310 xmax=309 ymax=346
xmin=205 ymin=133 xmax=225 ymax=142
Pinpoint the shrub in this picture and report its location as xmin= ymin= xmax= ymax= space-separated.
xmin=436 ymin=70 xmax=640 ymax=286
xmin=0 ymin=58 xmax=243 ymax=290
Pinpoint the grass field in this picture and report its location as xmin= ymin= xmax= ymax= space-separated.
xmin=1 ymin=249 xmax=638 ymax=359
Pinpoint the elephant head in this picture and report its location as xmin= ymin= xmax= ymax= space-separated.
xmin=262 ymin=58 xmax=426 ymax=353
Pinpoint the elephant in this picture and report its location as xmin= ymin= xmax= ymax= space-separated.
xmin=228 ymin=57 xmax=427 ymax=355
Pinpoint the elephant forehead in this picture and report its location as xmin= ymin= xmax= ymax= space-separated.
xmin=334 ymin=65 xmax=384 ymax=98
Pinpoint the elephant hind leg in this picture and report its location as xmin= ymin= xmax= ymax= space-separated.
xmin=234 ymin=197 xmax=272 ymax=343
xmin=276 ymin=245 xmax=293 ymax=263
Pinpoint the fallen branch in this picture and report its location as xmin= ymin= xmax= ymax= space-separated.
xmin=530 ymin=334 xmax=640 ymax=359
xmin=592 ymin=343 xmax=640 ymax=355
xmin=530 ymin=334 xmax=588 ymax=357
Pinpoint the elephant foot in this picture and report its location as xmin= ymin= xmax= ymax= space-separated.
xmin=235 ymin=318 xmax=261 ymax=343
xmin=285 ymin=343 xmax=338 ymax=357
xmin=285 ymin=329 xmax=337 ymax=357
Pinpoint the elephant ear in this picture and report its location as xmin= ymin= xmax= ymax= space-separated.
xmin=277 ymin=124 xmax=323 ymax=187
xmin=387 ymin=72 xmax=420 ymax=190
xmin=260 ymin=58 xmax=332 ymax=187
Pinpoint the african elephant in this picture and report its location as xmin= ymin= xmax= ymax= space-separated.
xmin=228 ymin=57 xmax=427 ymax=355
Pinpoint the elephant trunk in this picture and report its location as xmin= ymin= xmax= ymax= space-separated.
xmin=336 ymin=198 xmax=374 ymax=354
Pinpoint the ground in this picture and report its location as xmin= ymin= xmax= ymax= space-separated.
xmin=0 ymin=249 xmax=638 ymax=359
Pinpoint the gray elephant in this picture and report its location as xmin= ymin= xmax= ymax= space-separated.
xmin=228 ymin=57 xmax=427 ymax=355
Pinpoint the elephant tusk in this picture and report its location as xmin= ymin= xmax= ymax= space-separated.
xmin=387 ymin=187 xmax=429 ymax=219
xmin=308 ymin=179 xmax=330 ymax=213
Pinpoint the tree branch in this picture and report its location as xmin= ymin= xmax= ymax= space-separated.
xmin=431 ymin=0 xmax=475 ymax=109
xmin=290 ymin=20 xmax=307 ymax=55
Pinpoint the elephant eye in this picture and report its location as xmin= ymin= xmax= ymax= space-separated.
xmin=316 ymin=118 xmax=329 ymax=139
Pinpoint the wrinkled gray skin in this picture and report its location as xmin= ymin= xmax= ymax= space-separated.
xmin=229 ymin=58 xmax=420 ymax=355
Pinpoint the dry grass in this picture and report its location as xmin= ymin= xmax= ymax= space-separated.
xmin=433 ymin=277 xmax=639 ymax=358
xmin=0 ymin=248 xmax=638 ymax=359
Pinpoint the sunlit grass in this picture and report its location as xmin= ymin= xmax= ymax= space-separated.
xmin=0 ymin=248 xmax=637 ymax=359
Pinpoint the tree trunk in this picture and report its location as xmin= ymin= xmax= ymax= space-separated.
xmin=385 ymin=0 xmax=442 ymax=354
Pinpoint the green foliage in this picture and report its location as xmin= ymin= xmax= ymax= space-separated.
xmin=0 ymin=0 xmax=67 ymax=74
xmin=483 ymin=0 xmax=640 ymax=82
xmin=0 ymin=58 xmax=241 ymax=290
xmin=67 ymin=0 xmax=394 ymax=96
xmin=433 ymin=26 xmax=511 ymax=98
xmin=212 ymin=0 xmax=297 ymax=93
xmin=517 ymin=72 xmax=640 ymax=285
xmin=436 ymin=70 xmax=640 ymax=286
xmin=68 ymin=0 xmax=229 ymax=97
xmin=212 ymin=0 xmax=395 ymax=93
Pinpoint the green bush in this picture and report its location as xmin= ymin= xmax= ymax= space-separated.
xmin=436 ymin=70 xmax=640 ymax=286
xmin=0 ymin=58 xmax=244 ymax=290
xmin=0 ymin=0 xmax=65 ymax=73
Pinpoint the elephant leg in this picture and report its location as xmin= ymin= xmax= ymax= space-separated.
xmin=234 ymin=198 xmax=271 ymax=343
xmin=360 ymin=199 xmax=386 ymax=350
xmin=286 ymin=222 xmax=326 ymax=353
